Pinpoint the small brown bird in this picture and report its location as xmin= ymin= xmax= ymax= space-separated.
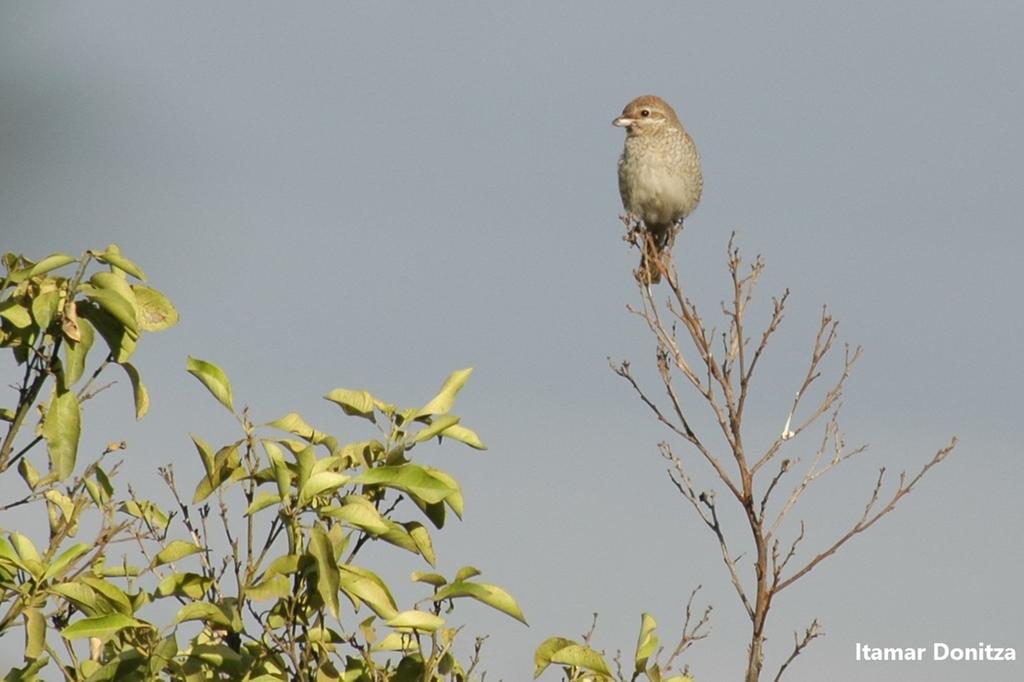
xmin=614 ymin=95 xmax=703 ymax=284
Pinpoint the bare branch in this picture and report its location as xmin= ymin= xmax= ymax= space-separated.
xmin=704 ymin=491 xmax=754 ymax=619
xmin=771 ymin=521 xmax=805 ymax=587
xmin=618 ymin=231 xmax=958 ymax=682
xmin=777 ymin=438 xmax=958 ymax=592
xmin=581 ymin=612 xmax=600 ymax=646
xmin=768 ymin=412 xmax=868 ymax=538
xmin=614 ymin=359 xmax=742 ymax=500
xmin=759 ymin=458 xmax=792 ymax=521
xmin=659 ymin=442 xmax=752 ymax=617
xmin=754 ymin=314 xmax=861 ymax=476
xmin=664 ymin=585 xmax=713 ymax=672
xmin=773 ymin=620 xmax=823 ymax=682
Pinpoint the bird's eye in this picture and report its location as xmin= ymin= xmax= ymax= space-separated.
xmin=640 ymin=109 xmax=650 ymax=117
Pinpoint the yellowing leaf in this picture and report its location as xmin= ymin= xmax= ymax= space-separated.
xmin=433 ymin=580 xmax=526 ymax=625
xmin=186 ymin=356 xmax=234 ymax=413
xmin=133 ymin=285 xmax=178 ymax=331
xmin=91 ymin=245 xmax=146 ymax=280
xmin=635 ymin=612 xmax=659 ymax=672
xmin=439 ymin=423 xmax=486 ymax=450
xmin=61 ymin=614 xmax=144 ymax=640
xmin=385 ymin=610 xmax=444 ymax=632
xmin=42 ymin=391 xmax=81 ymax=481
xmin=310 ymin=522 xmax=341 ymax=618
xmin=154 ymin=540 xmax=203 ymax=566
xmin=120 ymin=362 xmax=149 ymax=420
xmin=420 ymin=368 xmax=473 ymax=416
xmin=324 ymin=388 xmax=377 ymax=421
xmin=27 ymin=253 xmax=76 ymax=278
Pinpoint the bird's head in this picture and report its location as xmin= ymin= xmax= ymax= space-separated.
xmin=613 ymin=95 xmax=682 ymax=135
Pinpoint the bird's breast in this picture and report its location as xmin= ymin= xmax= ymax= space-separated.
xmin=618 ymin=135 xmax=702 ymax=227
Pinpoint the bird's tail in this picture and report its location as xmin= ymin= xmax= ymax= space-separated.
xmin=636 ymin=227 xmax=670 ymax=285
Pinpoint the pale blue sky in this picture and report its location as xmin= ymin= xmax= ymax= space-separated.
xmin=2 ymin=3 xmax=1022 ymax=680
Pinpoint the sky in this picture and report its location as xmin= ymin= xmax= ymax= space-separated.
xmin=2 ymin=2 xmax=1023 ymax=680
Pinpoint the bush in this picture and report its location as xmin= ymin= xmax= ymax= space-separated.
xmin=0 ymin=246 xmax=525 ymax=681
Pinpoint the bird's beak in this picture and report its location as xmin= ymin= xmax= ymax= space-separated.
xmin=613 ymin=116 xmax=632 ymax=127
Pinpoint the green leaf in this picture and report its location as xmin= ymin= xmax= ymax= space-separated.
xmin=24 ymin=607 xmax=45 ymax=659
xmin=149 ymin=635 xmax=179 ymax=676
xmin=412 ymin=498 xmax=447 ymax=529
xmin=97 ymin=561 xmax=140 ymax=578
xmin=265 ymin=554 xmax=302 ymax=577
xmin=154 ymin=572 xmax=213 ymax=600
xmin=27 ymin=252 xmax=76 ymax=278
xmin=433 ymin=580 xmax=527 ymax=625
xmin=50 ymin=582 xmax=101 ymax=615
xmin=0 ymin=299 xmax=32 ymax=328
xmin=635 ymin=613 xmax=659 ymax=673
xmin=245 ymin=491 xmax=282 ymax=516
xmin=245 ymin=574 xmax=291 ymax=601
xmin=80 ymin=650 xmax=145 ymax=681
xmin=9 ymin=532 xmax=41 ymax=569
xmin=82 ymin=282 xmax=139 ymax=334
xmin=91 ymin=245 xmax=146 ymax=280
xmin=42 ymin=543 xmax=91 ymax=581
xmin=338 ymin=564 xmax=398 ymax=619
xmin=385 ymin=610 xmax=445 ymax=632
xmin=42 ymin=390 xmax=81 ymax=480
xmin=62 ymin=316 xmax=95 ymax=388
xmin=354 ymin=464 xmax=457 ymax=505
xmin=425 ymin=467 xmax=464 ymax=518
xmin=30 ymin=289 xmax=61 ymax=331
xmin=420 ymin=367 xmax=473 ymax=415
xmin=186 ymin=643 xmax=244 ymax=674
xmin=321 ymin=496 xmax=390 ymax=535
xmin=310 ymin=522 xmax=341 ymax=618
xmin=0 ymin=538 xmax=25 ymax=573
xmin=294 ymin=444 xmax=315 ymax=494
xmin=551 ymin=645 xmax=612 ymax=677
xmin=376 ymin=521 xmax=418 ymax=555
xmin=173 ymin=602 xmax=232 ymax=629
xmin=533 ymin=639 xmax=612 ymax=680
xmin=268 ymin=412 xmax=329 ymax=444
xmin=89 ymin=270 xmax=135 ymax=300
xmin=266 ymin=442 xmax=292 ymax=504
xmin=324 ymin=388 xmax=377 ymax=421
xmin=405 ymin=522 xmax=435 ymax=567
xmin=192 ymin=442 xmax=241 ymax=503
xmin=192 ymin=435 xmax=215 ymax=479
xmin=78 ymin=299 xmax=136 ymax=362
xmin=438 ymin=423 xmax=487 ymax=450
xmin=118 ymin=499 xmax=170 ymax=530
xmin=412 ymin=415 xmax=460 ymax=444
xmin=18 ymin=458 xmax=40 ymax=490
xmin=44 ymin=489 xmax=76 ymax=525
xmin=410 ymin=571 xmax=447 ymax=587
xmin=120 ymin=362 xmax=149 ymax=420
xmin=373 ymin=632 xmax=418 ymax=652
xmin=3 ymin=656 xmax=50 ymax=681
xmin=78 ymin=576 xmax=133 ymax=615
xmin=133 ymin=285 xmax=178 ymax=331
xmin=154 ymin=540 xmax=203 ymax=566
xmin=298 ymin=471 xmax=350 ymax=506
xmin=454 ymin=566 xmax=481 ymax=582
xmin=61 ymin=613 xmax=143 ymax=640
xmin=186 ymin=356 xmax=234 ymax=412
xmin=534 ymin=637 xmax=576 ymax=678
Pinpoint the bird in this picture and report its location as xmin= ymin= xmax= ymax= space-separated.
xmin=613 ymin=95 xmax=703 ymax=284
